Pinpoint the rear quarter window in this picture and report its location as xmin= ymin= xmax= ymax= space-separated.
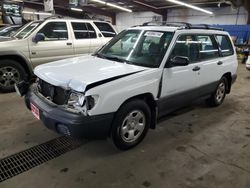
xmin=93 ymin=22 xmax=116 ymax=37
xmin=216 ymin=35 xmax=234 ymax=56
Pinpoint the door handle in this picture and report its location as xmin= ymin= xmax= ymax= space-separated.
xmin=192 ymin=66 xmax=200 ymax=71
xmin=217 ymin=61 xmax=223 ymax=65
xmin=66 ymin=42 xmax=72 ymax=46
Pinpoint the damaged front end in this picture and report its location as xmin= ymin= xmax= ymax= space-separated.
xmin=15 ymin=77 xmax=112 ymax=138
xmin=15 ymin=76 xmax=37 ymax=97
xmin=17 ymin=78 xmax=98 ymax=116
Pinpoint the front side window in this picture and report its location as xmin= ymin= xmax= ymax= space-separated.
xmin=93 ymin=22 xmax=116 ymax=37
xmin=216 ymin=35 xmax=234 ymax=56
xmin=38 ymin=22 xmax=68 ymax=41
xmin=96 ymin=29 xmax=173 ymax=68
xmin=169 ymin=34 xmax=219 ymax=64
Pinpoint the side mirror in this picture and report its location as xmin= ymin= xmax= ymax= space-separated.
xmin=170 ymin=56 xmax=189 ymax=66
xmin=32 ymin=33 xmax=45 ymax=43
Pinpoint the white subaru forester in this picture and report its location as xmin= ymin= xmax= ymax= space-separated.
xmin=16 ymin=23 xmax=238 ymax=150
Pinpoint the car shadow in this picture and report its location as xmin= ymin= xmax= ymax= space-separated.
xmin=157 ymin=99 xmax=207 ymax=123
xmin=245 ymin=76 xmax=250 ymax=80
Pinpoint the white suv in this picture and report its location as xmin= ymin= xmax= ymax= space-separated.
xmin=17 ymin=23 xmax=238 ymax=150
xmin=246 ymin=53 xmax=250 ymax=70
xmin=0 ymin=17 xmax=116 ymax=92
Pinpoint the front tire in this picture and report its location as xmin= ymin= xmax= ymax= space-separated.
xmin=110 ymin=99 xmax=151 ymax=150
xmin=206 ymin=77 xmax=228 ymax=107
xmin=0 ymin=60 xmax=26 ymax=93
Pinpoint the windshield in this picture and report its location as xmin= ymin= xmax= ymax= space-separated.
xmin=0 ymin=26 xmax=20 ymax=37
xmin=96 ymin=29 xmax=173 ymax=68
xmin=15 ymin=21 xmax=42 ymax=39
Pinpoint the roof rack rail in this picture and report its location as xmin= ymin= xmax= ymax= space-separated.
xmin=141 ymin=21 xmax=224 ymax=31
xmin=142 ymin=21 xmax=191 ymax=28
xmin=190 ymin=24 xmax=224 ymax=31
xmin=44 ymin=15 xmax=64 ymax=20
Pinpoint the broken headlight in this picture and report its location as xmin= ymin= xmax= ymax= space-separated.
xmin=67 ymin=92 xmax=85 ymax=108
xmin=86 ymin=95 xmax=99 ymax=110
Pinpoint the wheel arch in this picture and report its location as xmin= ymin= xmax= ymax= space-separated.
xmin=0 ymin=53 xmax=33 ymax=79
xmin=115 ymin=93 xmax=157 ymax=130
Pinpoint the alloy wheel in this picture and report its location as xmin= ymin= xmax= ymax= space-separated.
xmin=215 ymin=82 xmax=225 ymax=103
xmin=0 ymin=66 xmax=20 ymax=88
xmin=121 ymin=110 xmax=146 ymax=143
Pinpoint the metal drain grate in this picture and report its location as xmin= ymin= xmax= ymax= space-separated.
xmin=0 ymin=136 xmax=86 ymax=183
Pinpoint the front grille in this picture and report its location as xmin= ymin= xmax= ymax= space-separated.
xmin=38 ymin=79 xmax=69 ymax=105
xmin=0 ymin=136 xmax=86 ymax=183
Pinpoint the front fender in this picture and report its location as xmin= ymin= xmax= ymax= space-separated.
xmin=85 ymin=69 xmax=162 ymax=116
xmin=0 ymin=50 xmax=33 ymax=74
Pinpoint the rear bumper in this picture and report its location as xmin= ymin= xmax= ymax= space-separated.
xmin=246 ymin=64 xmax=250 ymax=70
xmin=25 ymin=88 xmax=114 ymax=138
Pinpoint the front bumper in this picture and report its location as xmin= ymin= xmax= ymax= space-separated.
xmin=25 ymin=88 xmax=114 ymax=138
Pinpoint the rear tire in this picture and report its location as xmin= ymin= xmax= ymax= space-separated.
xmin=110 ymin=99 xmax=151 ymax=150
xmin=206 ymin=77 xmax=228 ymax=107
xmin=0 ymin=60 xmax=26 ymax=93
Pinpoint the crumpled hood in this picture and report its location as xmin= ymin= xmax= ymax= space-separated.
xmin=34 ymin=55 xmax=148 ymax=92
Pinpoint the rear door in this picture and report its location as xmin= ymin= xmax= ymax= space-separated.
xmin=71 ymin=22 xmax=91 ymax=55
xmin=195 ymin=34 xmax=222 ymax=96
xmin=29 ymin=21 xmax=74 ymax=66
xmin=215 ymin=34 xmax=236 ymax=75
xmin=86 ymin=22 xmax=102 ymax=53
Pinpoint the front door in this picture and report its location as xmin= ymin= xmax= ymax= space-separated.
xmin=159 ymin=34 xmax=201 ymax=116
xmin=29 ymin=21 xmax=74 ymax=66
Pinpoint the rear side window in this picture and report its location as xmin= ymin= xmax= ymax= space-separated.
xmin=86 ymin=23 xmax=97 ymax=38
xmin=216 ymin=35 xmax=234 ymax=56
xmin=71 ymin=22 xmax=97 ymax=39
xmin=197 ymin=35 xmax=219 ymax=60
xmin=169 ymin=34 xmax=219 ymax=64
xmin=38 ymin=22 xmax=68 ymax=41
xmin=93 ymin=22 xmax=116 ymax=37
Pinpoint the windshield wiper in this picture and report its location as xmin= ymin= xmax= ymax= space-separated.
xmin=105 ymin=56 xmax=125 ymax=63
xmin=104 ymin=56 xmax=134 ymax=64
xmin=94 ymin=53 xmax=108 ymax=59
xmin=94 ymin=53 xmax=134 ymax=65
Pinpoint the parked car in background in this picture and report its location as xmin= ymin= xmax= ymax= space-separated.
xmin=0 ymin=17 xmax=116 ymax=92
xmin=0 ymin=25 xmax=22 ymax=38
xmin=17 ymin=22 xmax=238 ymax=150
xmin=246 ymin=52 xmax=250 ymax=70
